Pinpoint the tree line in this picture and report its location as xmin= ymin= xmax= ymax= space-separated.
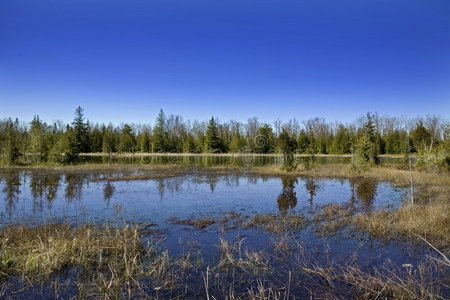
xmin=0 ymin=107 xmax=449 ymax=169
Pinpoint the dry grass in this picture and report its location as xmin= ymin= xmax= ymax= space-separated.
xmin=0 ymin=223 xmax=448 ymax=299
xmin=0 ymin=223 xmax=142 ymax=278
xmin=0 ymin=223 xmax=182 ymax=298
xmin=296 ymin=246 xmax=449 ymax=300
xmin=312 ymin=203 xmax=355 ymax=235
xmin=354 ymin=203 xmax=450 ymax=246
xmin=216 ymin=237 xmax=269 ymax=276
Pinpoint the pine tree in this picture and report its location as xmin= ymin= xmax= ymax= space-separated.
xmin=152 ymin=109 xmax=168 ymax=152
xmin=255 ymin=124 xmax=274 ymax=153
xmin=205 ymin=117 xmax=223 ymax=153
xmin=355 ymin=112 xmax=380 ymax=168
xmin=72 ymin=107 xmax=90 ymax=153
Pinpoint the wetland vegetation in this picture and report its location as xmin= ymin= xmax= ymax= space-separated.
xmin=0 ymin=109 xmax=448 ymax=298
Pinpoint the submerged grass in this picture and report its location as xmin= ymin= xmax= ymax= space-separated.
xmin=243 ymin=213 xmax=308 ymax=234
xmin=169 ymin=217 xmax=217 ymax=229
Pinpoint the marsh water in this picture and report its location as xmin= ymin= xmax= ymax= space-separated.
xmin=0 ymin=168 xmax=443 ymax=298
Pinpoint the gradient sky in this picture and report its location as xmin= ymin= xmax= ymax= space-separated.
xmin=1 ymin=0 xmax=449 ymax=125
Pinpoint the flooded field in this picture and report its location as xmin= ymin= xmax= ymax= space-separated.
xmin=0 ymin=168 xmax=447 ymax=299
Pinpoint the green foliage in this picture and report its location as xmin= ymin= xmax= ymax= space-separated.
xmin=331 ymin=124 xmax=351 ymax=154
xmin=119 ymin=124 xmax=136 ymax=153
xmin=182 ymin=133 xmax=196 ymax=153
xmin=411 ymin=121 xmax=431 ymax=153
xmin=0 ymin=118 xmax=21 ymax=165
xmin=90 ymin=125 xmax=103 ymax=153
xmin=137 ymin=130 xmax=151 ymax=153
xmin=205 ymin=117 xmax=223 ymax=153
xmin=278 ymin=129 xmax=297 ymax=171
xmin=297 ymin=129 xmax=309 ymax=153
xmin=72 ymin=107 xmax=90 ymax=153
xmin=152 ymin=109 xmax=168 ymax=153
xmin=29 ymin=115 xmax=50 ymax=162
xmin=255 ymin=124 xmax=275 ymax=153
xmin=354 ymin=113 xmax=380 ymax=169
xmin=1 ymin=110 xmax=448 ymax=168
xmin=47 ymin=125 xmax=78 ymax=164
xmin=101 ymin=125 xmax=116 ymax=163
xmin=384 ymin=129 xmax=408 ymax=154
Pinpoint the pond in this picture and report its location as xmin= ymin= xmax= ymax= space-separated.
xmin=0 ymin=169 xmax=444 ymax=298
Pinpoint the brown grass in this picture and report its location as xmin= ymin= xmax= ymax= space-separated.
xmin=354 ymin=203 xmax=450 ymax=246
xmin=296 ymin=244 xmax=449 ymax=300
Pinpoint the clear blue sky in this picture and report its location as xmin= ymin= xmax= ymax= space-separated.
xmin=1 ymin=0 xmax=449 ymax=125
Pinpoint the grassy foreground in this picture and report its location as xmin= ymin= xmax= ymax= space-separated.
xmin=0 ymin=163 xmax=448 ymax=298
xmin=0 ymin=221 xmax=448 ymax=299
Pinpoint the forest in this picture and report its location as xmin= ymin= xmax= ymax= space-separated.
xmin=0 ymin=107 xmax=449 ymax=169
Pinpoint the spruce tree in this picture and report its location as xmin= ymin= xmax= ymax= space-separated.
xmin=205 ymin=117 xmax=223 ymax=153
xmin=72 ymin=107 xmax=90 ymax=153
xmin=355 ymin=112 xmax=380 ymax=168
xmin=152 ymin=109 xmax=167 ymax=152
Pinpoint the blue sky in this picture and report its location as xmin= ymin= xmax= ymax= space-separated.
xmin=1 ymin=0 xmax=449 ymax=125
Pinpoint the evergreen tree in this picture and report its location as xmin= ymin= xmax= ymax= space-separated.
xmin=29 ymin=115 xmax=49 ymax=162
xmin=229 ymin=130 xmax=246 ymax=153
xmin=297 ymin=129 xmax=309 ymax=153
xmin=255 ymin=124 xmax=275 ymax=153
xmin=331 ymin=125 xmax=351 ymax=154
xmin=137 ymin=130 xmax=151 ymax=153
xmin=278 ymin=129 xmax=297 ymax=171
xmin=72 ymin=107 xmax=90 ymax=153
xmin=1 ymin=118 xmax=21 ymax=165
xmin=63 ymin=125 xmax=80 ymax=164
xmin=152 ymin=109 xmax=168 ymax=152
xmin=355 ymin=112 xmax=380 ymax=168
xmin=90 ymin=125 xmax=103 ymax=153
xmin=205 ymin=117 xmax=223 ymax=153
xmin=411 ymin=121 xmax=431 ymax=153
xmin=119 ymin=124 xmax=136 ymax=153
xmin=182 ymin=133 xmax=196 ymax=153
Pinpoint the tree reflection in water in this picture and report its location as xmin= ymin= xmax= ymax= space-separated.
xmin=103 ymin=181 xmax=115 ymax=207
xmin=305 ymin=178 xmax=319 ymax=206
xmin=65 ymin=174 xmax=84 ymax=203
xmin=277 ymin=177 xmax=298 ymax=215
xmin=2 ymin=172 xmax=21 ymax=217
xmin=355 ymin=179 xmax=377 ymax=212
xmin=30 ymin=173 xmax=60 ymax=212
